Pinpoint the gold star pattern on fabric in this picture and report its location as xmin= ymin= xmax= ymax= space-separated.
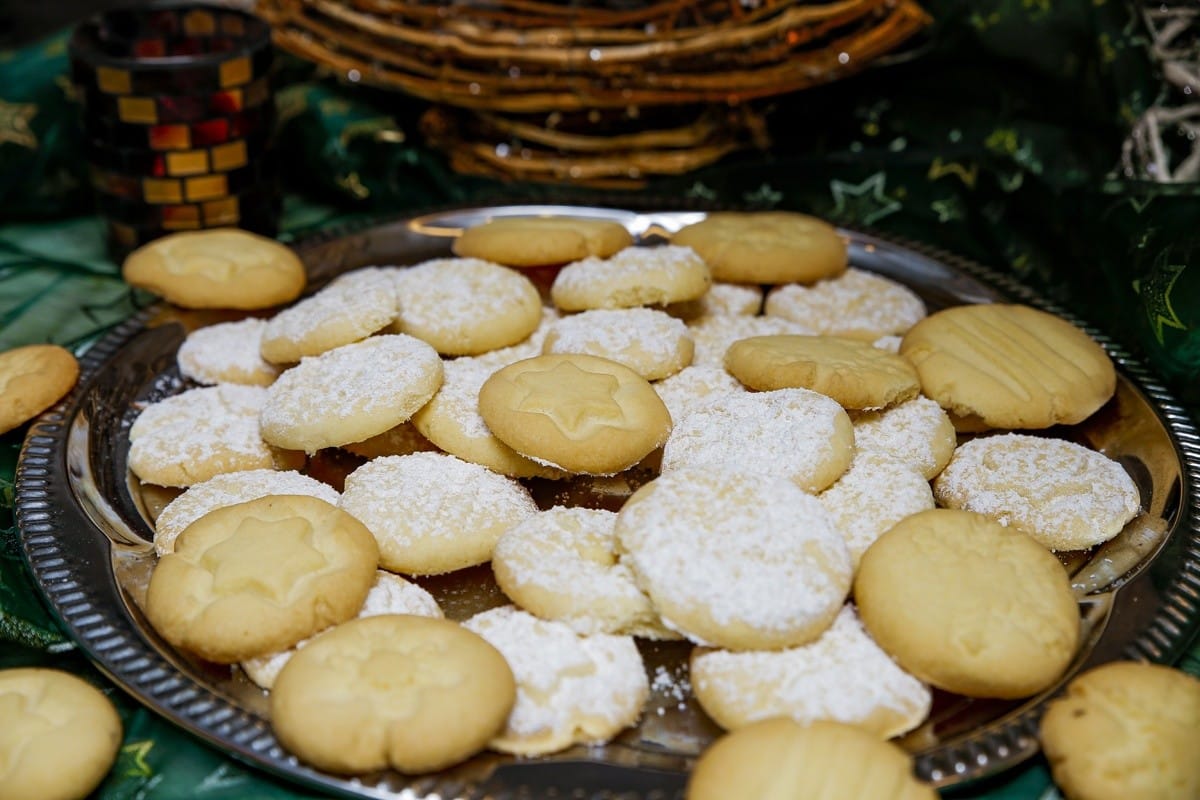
xmin=927 ymin=157 xmax=979 ymax=189
xmin=1134 ymin=260 xmax=1188 ymax=344
xmin=0 ymin=100 xmax=38 ymax=149
xmin=200 ymin=518 xmax=327 ymax=602
xmin=513 ymin=361 xmax=624 ymax=438
xmin=118 ymin=740 xmax=156 ymax=778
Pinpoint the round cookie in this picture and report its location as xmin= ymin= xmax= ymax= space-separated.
xmin=492 ymin=506 xmax=669 ymax=638
xmin=687 ymin=718 xmax=937 ymax=800
xmin=260 ymin=267 xmax=397 ymax=364
xmin=176 ymin=318 xmax=280 ymax=386
xmin=690 ymin=605 xmax=931 ymax=737
xmin=478 ymin=353 xmax=672 ymax=475
xmin=542 ymin=307 xmax=694 ymax=380
xmin=271 ymin=615 xmax=515 ymax=774
xmin=128 ymin=384 xmax=296 ymax=488
xmin=850 ymin=395 xmax=957 ymax=480
xmin=241 ymin=570 xmax=443 ymax=690
xmin=671 ymin=211 xmax=847 ymax=285
xmin=391 ymin=258 xmax=542 ymax=356
xmin=686 ymin=313 xmax=814 ymax=367
xmin=339 ymin=451 xmax=538 ymax=575
xmin=550 ymin=244 xmax=712 ymax=311
xmin=652 ymin=364 xmax=747 ymax=424
xmin=122 ymin=228 xmax=306 ymax=310
xmin=468 ymin=305 xmax=560 ymax=369
xmin=667 ymin=281 xmax=763 ymax=321
xmin=660 ymin=388 xmax=854 ymax=494
xmin=1040 ymin=661 xmax=1200 ymax=800
xmin=0 ymin=344 xmax=78 ymax=435
xmin=153 ymin=468 xmax=341 ymax=556
xmin=764 ymin=267 xmax=927 ymax=340
xmin=259 ymin=334 xmax=443 ymax=454
xmin=0 ymin=668 xmax=122 ymax=800
xmin=341 ymin=421 xmax=438 ymax=459
xmin=463 ymin=605 xmax=649 ymax=755
xmin=409 ymin=357 xmax=567 ymax=479
xmin=933 ymin=433 xmax=1141 ymax=551
xmin=900 ymin=303 xmax=1116 ymax=429
xmin=452 ymin=216 xmax=634 ymax=267
xmin=724 ymin=334 xmax=920 ymax=410
xmin=854 ymin=508 xmax=1080 ymax=699
xmin=145 ymin=494 xmax=379 ymax=663
xmin=616 ymin=468 xmax=852 ymax=650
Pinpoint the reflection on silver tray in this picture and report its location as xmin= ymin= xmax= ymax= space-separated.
xmin=15 ymin=206 xmax=1200 ymax=800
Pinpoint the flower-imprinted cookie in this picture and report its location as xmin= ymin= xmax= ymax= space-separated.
xmin=672 ymin=211 xmax=847 ymax=284
xmin=452 ymin=216 xmax=634 ymax=267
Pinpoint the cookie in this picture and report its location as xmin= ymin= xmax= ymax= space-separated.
xmin=339 ymin=451 xmax=538 ymax=575
xmin=144 ymin=494 xmax=379 ymax=663
xmin=259 ymin=334 xmax=444 ymax=454
xmin=463 ymin=606 xmax=649 ymax=755
xmin=409 ymin=357 xmax=567 ymax=479
xmin=122 ymin=228 xmax=306 ymax=310
xmin=667 ymin=281 xmax=764 ymax=321
xmin=691 ymin=605 xmax=931 ymax=737
xmin=469 ymin=305 xmax=561 ymax=369
xmin=241 ymin=570 xmax=442 ymax=690
xmin=260 ymin=267 xmax=397 ymax=364
xmin=1040 ymin=661 xmax=1200 ymax=800
xmin=933 ymin=433 xmax=1141 ymax=551
xmin=764 ymin=267 xmax=927 ymax=340
xmin=340 ymin=421 xmax=438 ymax=459
xmin=0 ymin=668 xmax=122 ymax=800
xmin=660 ymin=388 xmax=854 ymax=493
xmin=616 ymin=468 xmax=852 ymax=650
xmin=271 ymin=615 xmax=515 ymax=774
xmin=854 ymin=508 xmax=1079 ymax=699
xmin=550 ymin=245 xmax=711 ymax=311
xmin=128 ymin=384 xmax=298 ymax=487
xmin=686 ymin=313 xmax=813 ymax=367
xmin=176 ymin=318 xmax=280 ymax=386
xmin=899 ymin=303 xmax=1116 ymax=429
xmin=478 ymin=353 xmax=672 ymax=475
xmin=153 ymin=468 xmax=341 ymax=556
xmin=542 ymin=307 xmax=694 ymax=380
xmin=492 ymin=506 xmax=670 ymax=638
xmin=652 ymin=364 xmax=747 ymax=424
xmin=850 ymin=395 xmax=956 ymax=480
xmin=452 ymin=216 xmax=634 ymax=267
xmin=0 ymin=344 xmax=78 ymax=435
xmin=671 ymin=211 xmax=847 ymax=284
xmin=724 ymin=334 xmax=920 ymax=410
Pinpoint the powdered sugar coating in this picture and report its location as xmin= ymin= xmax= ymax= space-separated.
xmin=653 ymin=365 xmax=747 ymax=424
xmin=260 ymin=334 xmax=443 ymax=453
xmin=260 ymin=267 xmax=398 ymax=363
xmin=177 ymin=318 xmax=280 ymax=386
xmin=153 ymin=468 xmax=340 ymax=556
xmin=470 ymin=306 xmax=561 ymax=368
xmin=687 ymin=314 xmax=814 ymax=367
xmin=543 ymin=308 xmax=693 ymax=380
xmin=463 ymin=605 xmax=649 ymax=755
xmin=551 ymin=245 xmax=711 ymax=311
xmin=661 ymin=388 xmax=854 ymax=493
xmin=933 ymin=433 xmax=1141 ymax=551
xmin=765 ymin=268 xmax=927 ymax=341
xmin=851 ymin=396 xmax=957 ymax=480
xmin=339 ymin=452 xmax=538 ymax=574
xmin=616 ymin=468 xmax=852 ymax=650
xmin=693 ymin=282 xmax=764 ymax=318
xmin=691 ymin=605 xmax=931 ymax=737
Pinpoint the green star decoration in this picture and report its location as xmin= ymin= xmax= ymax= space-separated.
xmin=0 ymin=100 xmax=38 ymax=149
xmin=1133 ymin=260 xmax=1188 ymax=345
xmin=118 ymin=739 xmax=156 ymax=778
xmin=829 ymin=173 xmax=901 ymax=225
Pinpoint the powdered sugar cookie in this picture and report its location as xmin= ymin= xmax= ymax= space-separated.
xmin=392 ymin=258 xmax=542 ymax=356
xmin=409 ymin=357 xmax=566 ymax=479
xmin=463 ymin=605 xmax=649 ymax=755
xmin=260 ymin=334 xmax=443 ymax=454
xmin=129 ymin=384 xmax=296 ymax=487
xmin=176 ymin=318 xmax=280 ymax=386
xmin=153 ymin=468 xmax=340 ymax=556
xmin=452 ymin=216 xmax=634 ymax=267
xmin=616 ymin=468 xmax=852 ymax=650
xmin=339 ymin=452 xmax=538 ymax=574
xmin=724 ymin=334 xmax=920 ymax=410
xmin=686 ymin=313 xmax=814 ymax=367
xmin=691 ymin=605 xmax=931 ymax=737
xmin=765 ymin=267 xmax=927 ymax=340
xmin=543 ymin=308 xmax=694 ymax=380
xmin=492 ymin=506 xmax=671 ymax=638
xmin=550 ymin=245 xmax=711 ymax=311
xmin=850 ymin=395 xmax=956 ymax=480
xmin=661 ymin=388 xmax=854 ymax=494
xmin=933 ymin=433 xmax=1141 ymax=551
xmin=241 ymin=570 xmax=442 ymax=690
xmin=819 ymin=452 xmax=935 ymax=568
xmin=341 ymin=421 xmax=437 ymax=459
xmin=468 ymin=305 xmax=561 ymax=369
xmin=260 ymin=267 xmax=397 ymax=364
xmin=0 ymin=344 xmax=78 ymax=435
xmin=652 ymin=364 xmax=747 ymax=424
xmin=668 ymin=282 xmax=764 ymax=321
xmin=672 ymin=211 xmax=847 ymax=284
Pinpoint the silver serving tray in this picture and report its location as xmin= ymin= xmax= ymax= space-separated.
xmin=15 ymin=205 xmax=1200 ymax=799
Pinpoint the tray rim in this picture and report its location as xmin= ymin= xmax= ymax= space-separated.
xmin=14 ymin=203 xmax=1200 ymax=799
